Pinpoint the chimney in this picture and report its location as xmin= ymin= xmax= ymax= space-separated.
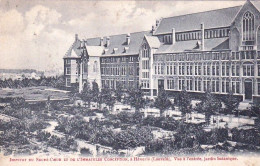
xmin=75 ymin=34 xmax=78 ymax=41
xmin=80 ymin=40 xmax=85 ymax=48
xmin=100 ymin=37 xmax=103 ymax=46
xmin=152 ymin=25 xmax=155 ymax=35
xmin=201 ymin=23 xmax=204 ymax=51
xmin=172 ymin=28 xmax=176 ymax=45
xmin=106 ymin=36 xmax=110 ymax=47
xmin=126 ymin=33 xmax=130 ymax=45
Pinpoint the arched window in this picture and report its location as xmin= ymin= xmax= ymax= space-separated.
xmin=243 ymin=12 xmax=255 ymax=41
xmin=142 ymin=44 xmax=149 ymax=58
xmin=93 ymin=61 xmax=98 ymax=72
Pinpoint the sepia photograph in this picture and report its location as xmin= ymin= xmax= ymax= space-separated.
xmin=0 ymin=0 xmax=260 ymax=166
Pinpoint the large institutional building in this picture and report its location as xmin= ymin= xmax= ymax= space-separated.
xmin=64 ymin=1 xmax=260 ymax=102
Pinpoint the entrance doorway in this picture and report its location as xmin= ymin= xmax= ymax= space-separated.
xmin=244 ymin=79 xmax=253 ymax=100
xmin=158 ymin=80 xmax=164 ymax=90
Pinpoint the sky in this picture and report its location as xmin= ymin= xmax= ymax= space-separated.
xmin=0 ymin=0 xmax=245 ymax=75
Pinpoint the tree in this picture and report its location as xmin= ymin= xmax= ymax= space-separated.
xmin=115 ymin=126 xmax=153 ymax=150
xmin=197 ymin=91 xmax=222 ymax=126
xmin=154 ymin=89 xmax=171 ymax=117
xmin=10 ymin=97 xmax=28 ymax=118
xmin=102 ymin=86 xmax=116 ymax=111
xmin=223 ymin=92 xmax=240 ymax=115
xmin=91 ymin=81 xmax=101 ymax=109
xmin=114 ymin=83 xmax=123 ymax=103
xmin=250 ymin=102 xmax=260 ymax=132
xmin=175 ymin=89 xmax=192 ymax=121
xmin=80 ymin=82 xmax=93 ymax=108
xmin=45 ymin=96 xmax=52 ymax=112
xmin=126 ymin=85 xmax=145 ymax=112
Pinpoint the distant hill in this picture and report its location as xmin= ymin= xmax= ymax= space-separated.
xmin=0 ymin=69 xmax=43 ymax=74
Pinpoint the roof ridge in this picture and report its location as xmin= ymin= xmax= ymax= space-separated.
xmin=86 ymin=30 xmax=151 ymax=40
xmin=162 ymin=5 xmax=242 ymax=20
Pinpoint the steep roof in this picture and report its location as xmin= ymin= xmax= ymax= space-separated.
xmin=85 ymin=46 xmax=103 ymax=56
xmin=154 ymin=6 xmax=242 ymax=35
xmin=155 ymin=37 xmax=229 ymax=54
xmin=145 ymin=35 xmax=161 ymax=48
xmin=64 ymin=38 xmax=82 ymax=58
xmin=251 ymin=1 xmax=260 ymax=12
xmin=86 ymin=31 xmax=152 ymax=56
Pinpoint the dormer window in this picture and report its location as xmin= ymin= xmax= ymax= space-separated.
xmin=243 ymin=11 xmax=254 ymax=41
xmin=124 ymin=47 xmax=129 ymax=53
xmin=103 ymin=48 xmax=109 ymax=54
xmin=113 ymin=48 xmax=118 ymax=54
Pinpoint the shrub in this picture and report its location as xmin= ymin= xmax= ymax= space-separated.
xmin=36 ymin=131 xmax=51 ymax=142
xmin=80 ymin=148 xmax=92 ymax=156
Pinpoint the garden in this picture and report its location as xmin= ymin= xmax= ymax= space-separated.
xmin=0 ymin=80 xmax=260 ymax=156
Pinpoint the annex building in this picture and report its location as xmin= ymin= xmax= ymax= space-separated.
xmin=64 ymin=1 xmax=260 ymax=102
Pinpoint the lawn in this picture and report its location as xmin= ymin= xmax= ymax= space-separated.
xmin=0 ymin=86 xmax=69 ymax=101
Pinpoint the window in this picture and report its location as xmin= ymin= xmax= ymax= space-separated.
xmin=167 ymin=79 xmax=175 ymax=89
xmin=187 ymin=63 xmax=192 ymax=76
xmin=236 ymin=65 xmax=240 ymax=76
xmin=195 ymin=78 xmax=201 ymax=91
xmin=203 ymin=78 xmax=210 ymax=92
xmin=222 ymin=79 xmax=230 ymax=93
xmin=66 ymin=78 xmax=71 ymax=87
xmin=66 ymin=67 xmax=71 ymax=75
xmin=179 ymin=78 xmax=185 ymax=90
xmin=243 ymin=12 xmax=255 ymax=41
xmin=142 ymin=44 xmax=149 ymax=58
xmin=141 ymin=80 xmax=149 ymax=89
xmin=258 ymin=64 xmax=260 ymax=76
xmin=243 ymin=62 xmax=254 ymax=76
xmin=231 ymin=80 xmax=240 ymax=94
xmin=142 ymin=72 xmax=149 ymax=78
xmin=203 ymin=64 xmax=207 ymax=75
xmin=142 ymin=60 xmax=149 ymax=69
xmin=93 ymin=61 xmax=98 ymax=72
xmin=65 ymin=59 xmax=71 ymax=64
xmin=258 ymin=79 xmax=260 ymax=95
xmin=186 ymin=78 xmax=193 ymax=91
xmin=232 ymin=64 xmax=236 ymax=76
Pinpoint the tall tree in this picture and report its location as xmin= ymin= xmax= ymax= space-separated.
xmin=154 ymin=89 xmax=171 ymax=117
xmin=127 ymin=85 xmax=145 ymax=112
xmin=175 ymin=89 xmax=192 ymax=121
xmin=102 ymin=86 xmax=116 ymax=111
xmin=197 ymin=91 xmax=222 ymax=126
xmin=80 ymin=82 xmax=93 ymax=108
xmin=10 ymin=97 xmax=27 ymax=118
xmin=250 ymin=102 xmax=260 ymax=132
xmin=91 ymin=81 xmax=101 ymax=109
xmin=114 ymin=83 xmax=123 ymax=103
xmin=223 ymin=92 xmax=240 ymax=115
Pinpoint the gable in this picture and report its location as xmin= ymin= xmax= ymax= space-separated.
xmin=232 ymin=0 xmax=260 ymax=29
xmin=144 ymin=35 xmax=161 ymax=49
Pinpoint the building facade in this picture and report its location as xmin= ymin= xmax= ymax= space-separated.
xmin=64 ymin=0 xmax=260 ymax=102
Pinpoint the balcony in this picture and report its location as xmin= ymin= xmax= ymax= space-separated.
xmin=239 ymin=45 xmax=257 ymax=51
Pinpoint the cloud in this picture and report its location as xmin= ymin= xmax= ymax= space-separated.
xmin=0 ymin=1 xmax=245 ymax=75
xmin=0 ymin=9 xmax=24 ymax=34
xmin=0 ymin=5 xmax=69 ymax=74
xmin=66 ymin=1 xmax=244 ymax=38
xmin=24 ymin=5 xmax=62 ymax=38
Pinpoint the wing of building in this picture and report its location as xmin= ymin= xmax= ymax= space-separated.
xmin=64 ymin=0 xmax=260 ymax=102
